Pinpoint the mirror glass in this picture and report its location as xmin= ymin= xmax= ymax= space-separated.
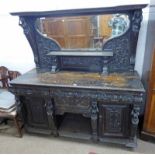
xmin=36 ymin=14 xmax=130 ymax=50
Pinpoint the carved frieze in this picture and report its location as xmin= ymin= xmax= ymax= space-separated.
xmin=51 ymin=88 xmax=144 ymax=104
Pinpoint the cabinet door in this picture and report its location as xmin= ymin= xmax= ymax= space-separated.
xmin=99 ymin=104 xmax=130 ymax=138
xmin=23 ymin=96 xmax=50 ymax=130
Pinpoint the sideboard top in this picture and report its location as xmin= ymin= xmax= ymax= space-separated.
xmin=10 ymin=69 xmax=145 ymax=92
xmin=10 ymin=4 xmax=147 ymax=17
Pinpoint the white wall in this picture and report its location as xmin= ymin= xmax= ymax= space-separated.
xmin=135 ymin=6 xmax=150 ymax=77
xmin=0 ymin=15 xmax=35 ymax=73
xmin=0 ymin=0 xmax=150 ymax=75
xmin=141 ymin=1 xmax=155 ymax=88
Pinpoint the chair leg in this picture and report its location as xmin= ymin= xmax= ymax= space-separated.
xmin=13 ymin=115 xmax=22 ymax=138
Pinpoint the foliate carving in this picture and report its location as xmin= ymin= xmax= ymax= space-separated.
xmin=132 ymin=10 xmax=143 ymax=33
xmin=106 ymin=107 xmax=122 ymax=132
xmin=19 ymin=16 xmax=61 ymax=72
xmin=103 ymin=32 xmax=132 ymax=72
xmin=131 ymin=106 xmax=140 ymax=125
xmin=55 ymin=96 xmax=90 ymax=109
xmin=35 ymin=32 xmax=60 ymax=71
xmin=52 ymin=88 xmax=144 ymax=104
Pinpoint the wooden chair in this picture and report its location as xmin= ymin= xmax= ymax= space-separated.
xmin=8 ymin=71 xmax=21 ymax=81
xmin=0 ymin=66 xmax=21 ymax=88
xmin=0 ymin=91 xmax=23 ymax=137
xmin=0 ymin=66 xmax=9 ymax=88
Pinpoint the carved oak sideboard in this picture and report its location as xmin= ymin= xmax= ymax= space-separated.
xmin=10 ymin=4 xmax=146 ymax=148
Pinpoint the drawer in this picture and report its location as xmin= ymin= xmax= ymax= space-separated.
xmin=51 ymin=88 xmax=91 ymax=113
xmin=12 ymin=86 xmax=50 ymax=96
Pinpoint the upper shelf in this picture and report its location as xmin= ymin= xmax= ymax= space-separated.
xmin=10 ymin=4 xmax=147 ymax=17
xmin=47 ymin=49 xmax=113 ymax=57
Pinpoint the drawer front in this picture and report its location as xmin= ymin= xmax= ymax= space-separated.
xmin=11 ymin=86 xmax=50 ymax=96
xmin=51 ymin=88 xmax=91 ymax=113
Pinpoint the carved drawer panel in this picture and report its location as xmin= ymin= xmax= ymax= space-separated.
xmin=99 ymin=103 xmax=130 ymax=138
xmin=51 ymin=89 xmax=91 ymax=113
xmin=13 ymin=86 xmax=50 ymax=96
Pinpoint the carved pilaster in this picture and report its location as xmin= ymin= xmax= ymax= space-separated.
xmin=45 ymin=98 xmax=58 ymax=136
xmin=131 ymin=106 xmax=140 ymax=137
xmin=127 ymin=105 xmax=140 ymax=147
xmin=130 ymin=10 xmax=143 ymax=71
xmin=91 ymin=100 xmax=98 ymax=141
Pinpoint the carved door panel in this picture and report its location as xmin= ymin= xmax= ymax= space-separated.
xmin=23 ymin=96 xmax=50 ymax=130
xmin=99 ymin=104 xmax=130 ymax=138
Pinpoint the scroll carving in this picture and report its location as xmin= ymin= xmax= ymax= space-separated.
xmin=19 ymin=17 xmax=40 ymax=69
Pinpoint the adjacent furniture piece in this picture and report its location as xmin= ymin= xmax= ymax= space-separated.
xmin=141 ymin=47 xmax=155 ymax=141
xmin=10 ymin=4 xmax=146 ymax=147
xmin=0 ymin=66 xmax=9 ymax=88
xmin=0 ymin=66 xmax=21 ymax=88
xmin=0 ymin=91 xmax=22 ymax=137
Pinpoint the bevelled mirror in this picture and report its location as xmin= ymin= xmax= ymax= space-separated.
xmin=35 ymin=14 xmax=130 ymax=51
